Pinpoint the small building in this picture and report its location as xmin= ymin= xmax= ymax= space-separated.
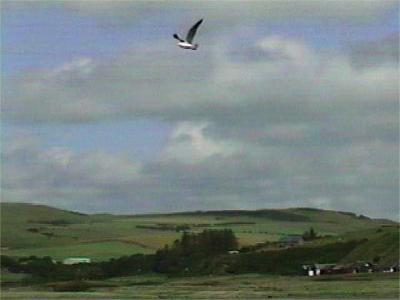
xmin=62 ymin=257 xmax=91 ymax=265
xmin=303 ymin=263 xmax=336 ymax=276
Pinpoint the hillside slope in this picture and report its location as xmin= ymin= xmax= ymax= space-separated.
xmin=1 ymin=203 xmax=118 ymax=249
xmin=1 ymin=203 xmax=396 ymax=262
xmin=341 ymin=226 xmax=399 ymax=266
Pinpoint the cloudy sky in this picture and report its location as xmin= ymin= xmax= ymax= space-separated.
xmin=2 ymin=1 xmax=399 ymax=219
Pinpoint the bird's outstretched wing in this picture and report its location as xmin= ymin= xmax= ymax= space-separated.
xmin=173 ymin=34 xmax=185 ymax=42
xmin=186 ymin=19 xmax=203 ymax=44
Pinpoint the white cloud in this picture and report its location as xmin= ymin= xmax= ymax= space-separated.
xmin=52 ymin=57 xmax=94 ymax=77
xmin=162 ymin=122 xmax=239 ymax=163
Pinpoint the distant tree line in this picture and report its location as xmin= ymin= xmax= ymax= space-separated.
xmin=153 ymin=229 xmax=238 ymax=273
xmin=135 ymin=224 xmax=191 ymax=232
xmin=1 ymin=229 xmax=238 ymax=280
xmin=1 ymin=229 xmax=367 ymax=282
xmin=166 ymin=229 xmax=238 ymax=257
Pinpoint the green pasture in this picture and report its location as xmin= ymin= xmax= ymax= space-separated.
xmin=2 ymin=241 xmax=152 ymax=262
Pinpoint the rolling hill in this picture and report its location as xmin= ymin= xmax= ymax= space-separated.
xmin=1 ymin=202 xmax=397 ymax=263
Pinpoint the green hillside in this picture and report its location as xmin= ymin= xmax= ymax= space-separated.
xmin=1 ymin=203 xmax=117 ymax=250
xmin=340 ymin=226 xmax=399 ymax=266
xmin=1 ymin=203 xmax=397 ymax=262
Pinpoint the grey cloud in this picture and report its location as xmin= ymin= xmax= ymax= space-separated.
xmin=4 ymin=0 xmax=397 ymax=25
xmin=2 ymin=10 xmax=399 ymax=220
xmin=4 ymin=36 xmax=398 ymax=219
xmin=3 ymin=45 xmax=215 ymax=123
xmin=206 ymin=108 xmax=398 ymax=148
xmin=2 ymin=129 xmax=398 ymax=219
xmin=4 ymin=35 xmax=398 ymax=126
xmin=349 ymin=34 xmax=400 ymax=69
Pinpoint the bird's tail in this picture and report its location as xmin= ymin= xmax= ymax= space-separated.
xmin=193 ymin=44 xmax=199 ymax=50
xmin=173 ymin=34 xmax=184 ymax=42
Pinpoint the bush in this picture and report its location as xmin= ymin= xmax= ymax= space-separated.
xmin=373 ymin=255 xmax=381 ymax=263
xmin=1 ymin=255 xmax=20 ymax=272
xmin=51 ymin=280 xmax=91 ymax=292
xmin=302 ymin=227 xmax=317 ymax=241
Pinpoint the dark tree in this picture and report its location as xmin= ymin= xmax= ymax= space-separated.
xmin=302 ymin=227 xmax=317 ymax=241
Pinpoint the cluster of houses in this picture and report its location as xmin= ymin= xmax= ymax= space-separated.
xmin=276 ymin=234 xmax=400 ymax=277
xmin=303 ymin=262 xmax=400 ymax=276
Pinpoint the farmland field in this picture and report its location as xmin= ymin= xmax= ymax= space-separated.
xmin=1 ymin=203 xmax=399 ymax=299
xmin=2 ymin=203 xmax=395 ymax=261
xmin=1 ymin=273 xmax=399 ymax=299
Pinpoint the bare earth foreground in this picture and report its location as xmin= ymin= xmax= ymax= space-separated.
xmin=1 ymin=273 xmax=399 ymax=299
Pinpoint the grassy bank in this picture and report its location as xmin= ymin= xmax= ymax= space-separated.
xmin=1 ymin=273 xmax=399 ymax=299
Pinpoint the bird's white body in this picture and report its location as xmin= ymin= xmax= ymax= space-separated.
xmin=173 ymin=19 xmax=203 ymax=50
xmin=178 ymin=42 xmax=198 ymax=50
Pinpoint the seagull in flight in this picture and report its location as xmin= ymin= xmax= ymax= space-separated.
xmin=173 ymin=19 xmax=203 ymax=50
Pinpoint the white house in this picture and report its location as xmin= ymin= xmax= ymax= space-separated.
xmin=62 ymin=257 xmax=91 ymax=265
xmin=303 ymin=263 xmax=336 ymax=276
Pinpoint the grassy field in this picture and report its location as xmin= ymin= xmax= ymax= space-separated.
xmin=2 ymin=203 xmax=395 ymax=262
xmin=1 ymin=273 xmax=399 ymax=299
xmin=1 ymin=241 xmax=153 ymax=262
